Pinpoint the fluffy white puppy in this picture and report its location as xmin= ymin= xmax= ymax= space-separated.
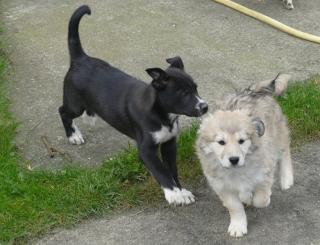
xmin=196 ymin=74 xmax=294 ymax=237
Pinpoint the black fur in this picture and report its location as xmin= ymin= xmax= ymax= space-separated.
xmin=59 ymin=6 xmax=208 ymax=195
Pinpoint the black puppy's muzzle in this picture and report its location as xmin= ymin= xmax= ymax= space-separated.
xmin=190 ymin=101 xmax=208 ymax=117
xmin=199 ymin=102 xmax=208 ymax=115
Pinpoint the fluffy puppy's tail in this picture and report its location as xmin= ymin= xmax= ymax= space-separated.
xmin=68 ymin=5 xmax=91 ymax=60
xmin=251 ymin=73 xmax=291 ymax=96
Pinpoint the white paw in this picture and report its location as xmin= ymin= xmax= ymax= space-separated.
xmin=281 ymin=175 xmax=294 ymax=190
xmin=283 ymin=0 xmax=294 ymax=9
xmin=162 ymin=187 xmax=195 ymax=206
xmin=285 ymin=4 xmax=294 ymax=10
xmin=68 ymin=123 xmax=85 ymax=145
xmin=228 ymin=220 xmax=247 ymax=237
xmin=82 ymin=113 xmax=97 ymax=127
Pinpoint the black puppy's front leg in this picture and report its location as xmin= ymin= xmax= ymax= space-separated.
xmin=161 ymin=138 xmax=195 ymax=204
xmin=160 ymin=138 xmax=181 ymax=188
xmin=138 ymin=139 xmax=195 ymax=205
xmin=138 ymin=140 xmax=177 ymax=189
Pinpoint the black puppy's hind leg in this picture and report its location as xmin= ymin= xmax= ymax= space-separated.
xmin=138 ymin=140 xmax=194 ymax=206
xmin=59 ymin=105 xmax=85 ymax=145
xmin=82 ymin=109 xmax=97 ymax=127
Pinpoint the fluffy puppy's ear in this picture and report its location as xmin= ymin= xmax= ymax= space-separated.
xmin=252 ymin=117 xmax=265 ymax=137
xmin=146 ymin=68 xmax=168 ymax=90
xmin=166 ymin=56 xmax=184 ymax=70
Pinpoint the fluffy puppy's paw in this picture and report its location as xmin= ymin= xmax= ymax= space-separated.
xmin=68 ymin=124 xmax=85 ymax=145
xmin=281 ymin=175 xmax=294 ymax=190
xmin=253 ymin=191 xmax=271 ymax=208
xmin=228 ymin=220 xmax=247 ymax=237
xmin=163 ymin=187 xmax=195 ymax=206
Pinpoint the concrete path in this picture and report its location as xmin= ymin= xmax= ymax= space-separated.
xmin=36 ymin=142 xmax=320 ymax=245
xmin=1 ymin=0 xmax=320 ymax=168
xmin=1 ymin=0 xmax=320 ymax=244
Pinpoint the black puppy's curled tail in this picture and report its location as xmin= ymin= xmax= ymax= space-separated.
xmin=68 ymin=5 xmax=91 ymax=60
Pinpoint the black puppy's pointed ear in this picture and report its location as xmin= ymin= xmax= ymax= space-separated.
xmin=146 ymin=68 xmax=168 ymax=90
xmin=252 ymin=117 xmax=265 ymax=137
xmin=146 ymin=68 xmax=167 ymax=80
xmin=166 ymin=56 xmax=184 ymax=70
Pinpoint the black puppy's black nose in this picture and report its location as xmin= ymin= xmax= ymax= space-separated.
xmin=199 ymin=102 xmax=208 ymax=114
xmin=229 ymin=157 xmax=239 ymax=166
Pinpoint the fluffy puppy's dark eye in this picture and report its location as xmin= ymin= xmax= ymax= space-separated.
xmin=218 ymin=140 xmax=226 ymax=145
xmin=238 ymin=139 xmax=245 ymax=144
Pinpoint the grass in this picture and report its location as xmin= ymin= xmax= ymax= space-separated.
xmin=0 ymin=126 xmax=198 ymax=244
xmin=0 ymin=27 xmax=320 ymax=244
xmin=277 ymin=76 xmax=320 ymax=146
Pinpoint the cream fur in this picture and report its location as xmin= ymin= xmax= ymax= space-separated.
xmin=196 ymin=76 xmax=293 ymax=237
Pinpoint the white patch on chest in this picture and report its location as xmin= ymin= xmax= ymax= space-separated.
xmin=151 ymin=116 xmax=179 ymax=144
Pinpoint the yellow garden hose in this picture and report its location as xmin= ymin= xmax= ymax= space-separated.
xmin=212 ymin=0 xmax=320 ymax=44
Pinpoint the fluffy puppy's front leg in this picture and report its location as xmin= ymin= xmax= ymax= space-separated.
xmin=253 ymin=186 xmax=271 ymax=208
xmin=253 ymin=166 xmax=274 ymax=208
xmin=220 ymin=192 xmax=248 ymax=237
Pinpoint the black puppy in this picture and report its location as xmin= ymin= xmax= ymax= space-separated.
xmin=59 ymin=5 xmax=208 ymax=205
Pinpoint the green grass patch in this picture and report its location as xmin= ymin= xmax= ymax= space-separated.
xmin=0 ymin=127 xmax=199 ymax=244
xmin=1 ymin=27 xmax=320 ymax=243
xmin=278 ymin=76 xmax=320 ymax=146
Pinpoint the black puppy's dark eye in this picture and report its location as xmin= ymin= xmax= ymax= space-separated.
xmin=238 ymin=139 xmax=245 ymax=144
xmin=218 ymin=140 xmax=226 ymax=145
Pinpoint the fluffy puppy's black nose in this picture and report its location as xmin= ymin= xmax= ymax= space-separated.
xmin=199 ymin=102 xmax=208 ymax=114
xmin=229 ymin=157 xmax=239 ymax=166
